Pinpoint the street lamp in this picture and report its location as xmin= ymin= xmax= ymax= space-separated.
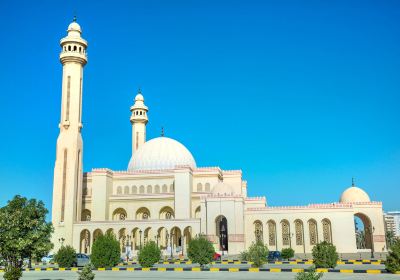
xmin=371 ymin=226 xmax=375 ymax=259
xmin=58 ymin=237 xmax=65 ymax=246
xmin=139 ymin=230 xmax=142 ymax=250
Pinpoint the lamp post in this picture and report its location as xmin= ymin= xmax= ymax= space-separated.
xmin=139 ymin=230 xmax=142 ymax=250
xmin=371 ymin=226 xmax=375 ymax=259
xmin=58 ymin=237 xmax=65 ymax=246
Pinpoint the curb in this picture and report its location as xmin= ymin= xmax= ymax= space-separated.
xmin=0 ymin=268 xmax=394 ymax=274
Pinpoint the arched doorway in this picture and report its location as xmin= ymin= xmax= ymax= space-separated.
xmin=171 ymin=227 xmax=182 ymax=254
xmin=93 ymin=229 xmax=103 ymax=243
xmin=254 ymin=220 xmax=263 ymax=242
xmin=157 ymin=227 xmax=168 ymax=249
xmin=183 ymin=226 xmax=192 ymax=254
xmin=354 ymin=213 xmax=373 ymax=249
xmin=215 ymin=215 xmax=228 ymax=251
xmin=80 ymin=229 xmax=90 ymax=254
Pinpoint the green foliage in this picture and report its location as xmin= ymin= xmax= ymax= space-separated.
xmin=386 ymin=238 xmax=400 ymax=273
xmin=78 ymin=264 xmax=95 ymax=280
xmin=386 ymin=231 xmax=397 ymax=249
xmin=3 ymin=265 xmax=23 ymax=280
xmin=295 ymin=267 xmax=323 ymax=280
xmin=312 ymin=241 xmax=338 ymax=268
xmin=239 ymin=250 xmax=249 ymax=261
xmin=137 ymin=241 xmax=161 ymax=268
xmin=54 ymin=245 xmax=77 ymax=268
xmin=0 ymin=195 xmax=53 ymax=279
xmin=246 ymin=241 xmax=269 ymax=267
xmin=90 ymin=233 xmax=120 ymax=268
xmin=281 ymin=248 xmax=295 ymax=260
xmin=187 ymin=236 xmax=215 ymax=267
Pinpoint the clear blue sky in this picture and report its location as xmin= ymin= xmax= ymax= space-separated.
xmin=0 ymin=0 xmax=399 ymax=215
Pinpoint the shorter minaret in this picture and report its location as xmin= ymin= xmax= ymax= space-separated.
xmin=130 ymin=89 xmax=148 ymax=156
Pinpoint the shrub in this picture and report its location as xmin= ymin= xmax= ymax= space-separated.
xmin=187 ymin=236 xmax=215 ymax=268
xmin=54 ymin=245 xmax=77 ymax=268
xmin=90 ymin=233 xmax=120 ymax=268
xmin=3 ymin=265 xmax=22 ymax=280
xmin=281 ymin=248 xmax=294 ymax=260
xmin=312 ymin=241 xmax=338 ymax=268
xmin=78 ymin=264 xmax=95 ymax=280
xmin=386 ymin=238 xmax=400 ymax=273
xmin=295 ymin=267 xmax=323 ymax=280
xmin=138 ymin=241 xmax=161 ymax=268
xmin=239 ymin=250 xmax=249 ymax=261
xmin=247 ymin=241 xmax=269 ymax=268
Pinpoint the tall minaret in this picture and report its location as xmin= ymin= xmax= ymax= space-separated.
xmin=130 ymin=90 xmax=148 ymax=156
xmin=51 ymin=18 xmax=88 ymax=250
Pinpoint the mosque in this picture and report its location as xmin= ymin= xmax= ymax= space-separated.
xmin=51 ymin=19 xmax=387 ymax=257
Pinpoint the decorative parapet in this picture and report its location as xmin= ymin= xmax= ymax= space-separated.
xmin=246 ymin=201 xmax=382 ymax=211
xmin=245 ymin=196 xmax=266 ymax=201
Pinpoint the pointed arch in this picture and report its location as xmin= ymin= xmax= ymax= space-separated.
xmin=281 ymin=219 xmax=290 ymax=246
xmin=308 ymin=219 xmax=318 ymax=245
xmin=294 ymin=219 xmax=304 ymax=246
xmin=136 ymin=207 xmax=150 ymax=220
xmin=159 ymin=206 xmax=174 ymax=219
xmin=81 ymin=209 xmax=91 ymax=221
xmin=112 ymin=208 xmax=127 ymax=221
xmin=254 ymin=220 xmax=263 ymax=242
xmin=267 ymin=220 xmax=276 ymax=247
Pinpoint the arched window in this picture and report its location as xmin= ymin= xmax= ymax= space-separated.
xmin=197 ymin=183 xmax=203 ymax=192
xmin=159 ymin=206 xmax=174 ymax=219
xmin=215 ymin=215 xmax=228 ymax=251
xmin=132 ymin=186 xmax=137 ymax=194
xmin=81 ymin=209 xmax=91 ymax=221
xmin=308 ymin=219 xmax=318 ymax=245
xmin=254 ymin=221 xmax=263 ymax=242
xmin=205 ymin=183 xmax=210 ymax=192
xmin=83 ymin=187 xmax=88 ymax=196
xmin=322 ymin=219 xmax=332 ymax=243
xmin=162 ymin=184 xmax=168 ymax=193
xmin=139 ymin=185 xmax=145 ymax=194
xmin=295 ymin=219 xmax=304 ymax=246
xmin=136 ymin=207 xmax=150 ymax=220
xmin=73 ymin=45 xmax=77 ymax=51
xmin=194 ymin=206 xmax=201 ymax=218
xmin=117 ymin=186 xmax=122 ymax=195
xmin=281 ymin=219 xmax=290 ymax=246
xmin=80 ymin=229 xmax=90 ymax=254
xmin=147 ymin=185 xmax=152 ymax=194
xmin=68 ymin=45 xmax=71 ymax=51
xmin=155 ymin=185 xmax=160 ymax=193
xmin=112 ymin=208 xmax=127 ymax=221
xmin=124 ymin=186 xmax=130 ymax=195
xmin=79 ymin=47 xmax=82 ymax=52
xmin=267 ymin=220 xmax=276 ymax=246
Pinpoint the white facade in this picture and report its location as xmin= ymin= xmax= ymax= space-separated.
xmin=51 ymin=20 xmax=387 ymax=257
xmin=384 ymin=211 xmax=400 ymax=237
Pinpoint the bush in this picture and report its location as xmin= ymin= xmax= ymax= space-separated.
xmin=295 ymin=267 xmax=323 ymax=280
xmin=78 ymin=264 xmax=95 ymax=280
xmin=312 ymin=241 xmax=338 ymax=268
xmin=281 ymin=248 xmax=294 ymax=260
xmin=3 ymin=265 xmax=22 ymax=280
xmin=187 ymin=236 xmax=215 ymax=268
xmin=239 ymin=250 xmax=249 ymax=261
xmin=138 ymin=241 xmax=161 ymax=268
xmin=386 ymin=238 xmax=400 ymax=273
xmin=90 ymin=233 xmax=120 ymax=268
xmin=54 ymin=245 xmax=77 ymax=268
xmin=247 ymin=241 xmax=269 ymax=268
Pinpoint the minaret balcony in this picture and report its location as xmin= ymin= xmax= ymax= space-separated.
xmin=60 ymin=51 xmax=88 ymax=65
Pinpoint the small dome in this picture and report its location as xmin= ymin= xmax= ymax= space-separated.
xmin=340 ymin=186 xmax=370 ymax=203
xmin=68 ymin=21 xmax=81 ymax=32
xmin=128 ymin=137 xmax=196 ymax=171
xmin=212 ymin=182 xmax=234 ymax=196
xmin=135 ymin=93 xmax=144 ymax=102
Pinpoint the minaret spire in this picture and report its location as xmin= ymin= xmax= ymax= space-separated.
xmin=130 ymin=89 xmax=148 ymax=156
xmin=161 ymin=127 xmax=164 ymax=137
xmin=352 ymin=177 xmax=355 ymax=187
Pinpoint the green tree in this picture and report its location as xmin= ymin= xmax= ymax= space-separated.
xmin=386 ymin=231 xmax=396 ymax=249
xmin=137 ymin=241 xmax=161 ymax=268
xmin=386 ymin=238 xmax=400 ymax=273
xmin=246 ymin=241 xmax=269 ymax=267
xmin=281 ymin=248 xmax=295 ymax=260
xmin=0 ymin=195 xmax=53 ymax=279
xmin=78 ymin=264 xmax=95 ymax=280
xmin=54 ymin=245 xmax=77 ymax=268
xmin=90 ymin=233 xmax=120 ymax=268
xmin=187 ymin=236 xmax=215 ymax=268
xmin=312 ymin=241 xmax=338 ymax=268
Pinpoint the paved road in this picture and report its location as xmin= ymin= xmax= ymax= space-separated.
xmin=6 ymin=271 xmax=400 ymax=280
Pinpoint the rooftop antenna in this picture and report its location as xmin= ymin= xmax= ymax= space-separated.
xmin=138 ymin=87 xmax=142 ymax=94
xmin=161 ymin=127 xmax=165 ymax=137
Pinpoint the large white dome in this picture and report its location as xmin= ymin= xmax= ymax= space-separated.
xmin=128 ymin=137 xmax=196 ymax=171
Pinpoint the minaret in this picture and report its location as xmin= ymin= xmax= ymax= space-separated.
xmin=130 ymin=90 xmax=148 ymax=156
xmin=51 ymin=18 xmax=88 ymax=250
